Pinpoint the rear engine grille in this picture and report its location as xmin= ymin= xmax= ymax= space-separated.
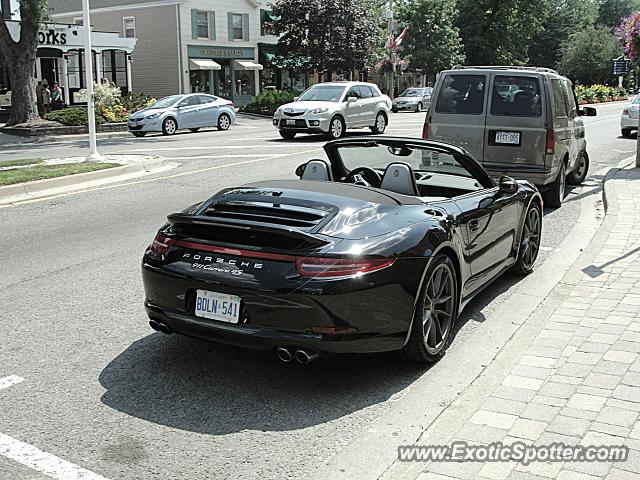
xmin=202 ymin=202 xmax=329 ymax=229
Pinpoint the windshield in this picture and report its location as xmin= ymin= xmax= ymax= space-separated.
xmin=633 ymin=95 xmax=640 ymax=105
xmin=399 ymin=88 xmax=424 ymax=97
xmin=336 ymin=143 xmax=474 ymax=179
xmin=297 ymin=85 xmax=346 ymax=102
xmin=148 ymin=95 xmax=183 ymax=109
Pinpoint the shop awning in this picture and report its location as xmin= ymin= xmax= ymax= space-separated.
xmin=234 ymin=60 xmax=263 ymax=71
xmin=189 ymin=59 xmax=221 ymax=70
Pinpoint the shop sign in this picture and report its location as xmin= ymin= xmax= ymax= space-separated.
xmin=187 ymin=45 xmax=254 ymax=60
xmin=38 ymin=27 xmax=68 ymax=46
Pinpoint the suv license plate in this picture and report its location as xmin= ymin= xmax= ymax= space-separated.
xmin=195 ymin=290 xmax=240 ymax=323
xmin=286 ymin=119 xmax=295 ymax=126
xmin=495 ymin=131 xmax=520 ymax=145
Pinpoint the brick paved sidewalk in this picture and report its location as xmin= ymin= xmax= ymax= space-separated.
xmin=392 ymin=165 xmax=640 ymax=480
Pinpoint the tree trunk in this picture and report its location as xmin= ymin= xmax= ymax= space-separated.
xmin=3 ymin=48 xmax=39 ymax=126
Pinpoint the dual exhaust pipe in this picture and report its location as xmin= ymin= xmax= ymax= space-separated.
xmin=276 ymin=347 xmax=319 ymax=364
xmin=149 ymin=319 xmax=172 ymax=335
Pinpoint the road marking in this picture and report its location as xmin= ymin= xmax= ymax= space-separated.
xmin=0 ymin=375 xmax=24 ymax=391
xmin=0 ymin=148 xmax=322 ymax=208
xmin=0 ymin=432 xmax=110 ymax=480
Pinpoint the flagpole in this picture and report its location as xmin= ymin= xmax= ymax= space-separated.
xmin=82 ymin=0 xmax=102 ymax=162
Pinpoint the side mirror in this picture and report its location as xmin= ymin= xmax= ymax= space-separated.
xmin=295 ymin=163 xmax=307 ymax=178
xmin=499 ymin=176 xmax=518 ymax=194
xmin=347 ymin=96 xmax=358 ymax=103
xmin=579 ymin=106 xmax=597 ymax=117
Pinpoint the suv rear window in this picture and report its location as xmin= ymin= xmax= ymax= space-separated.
xmin=435 ymin=75 xmax=486 ymax=114
xmin=491 ymin=75 xmax=542 ymax=117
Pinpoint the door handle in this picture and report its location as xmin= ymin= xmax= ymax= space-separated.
xmin=468 ymin=219 xmax=481 ymax=231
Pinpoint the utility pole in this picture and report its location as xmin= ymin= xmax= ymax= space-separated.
xmin=387 ymin=0 xmax=394 ymax=100
xmin=82 ymin=0 xmax=102 ymax=162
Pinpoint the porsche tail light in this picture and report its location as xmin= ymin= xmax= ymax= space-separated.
xmin=151 ymin=234 xmax=173 ymax=255
xmin=296 ymin=257 xmax=395 ymax=278
xmin=422 ymin=119 xmax=429 ymax=139
xmin=545 ymin=129 xmax=555 ymax=155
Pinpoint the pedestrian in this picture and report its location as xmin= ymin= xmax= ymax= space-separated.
xmin=51 ymin=82 xmax=63 ymax=110
xmin=36 ymin=81 xmax=44 ymax=116
xmin=42 ymin=80 xmax=52 ymax=114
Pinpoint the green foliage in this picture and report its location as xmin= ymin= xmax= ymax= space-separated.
xmin=558 ymin=25 xmax=622 ymax=84
xmin=396 ymin=0 xmax=465 ymax=77
xmin=119 ymin=92 xmax=156 ymax=113
xmin=456 ymin=0 xmax=550 ymax=65
xmin=45 ymin=107 xmax=104 ymax=126
xmin=528 ymin=0 xmax=598 ymax=68
xmin=270 ymin=0 xmax=381 ymax=74
xmin=598 ymin=0 xmax=640 ymax=29
xmin=240 ymin=90 xmax=297 ymax=116
xmin=575 ymin=84 xmax=628 ymax=103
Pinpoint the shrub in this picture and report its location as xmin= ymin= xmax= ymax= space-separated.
xmin=240 ymin=89 xmax=297 ymax=116
xmin=574 ymin=84 xmax=627 ymax=104
xmin=101 ymin=104 xmax=129 ymax=123
xmin=45 ymin=107 xmax=104 ymax=126
xmin=120 ymin=92 xmax=156 ymax=113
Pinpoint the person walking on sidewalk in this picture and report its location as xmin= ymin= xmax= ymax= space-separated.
xmin=51 ymin=83 xmax=63 ymax=111
xmin=42 ymin=80 xmax=52 ymax=114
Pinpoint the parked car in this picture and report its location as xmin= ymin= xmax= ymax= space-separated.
xmin=272 ymin=81 xmax=392 ymax=140
xmin=392 ymin=87 xmax=433 ymax=112
xmin=142 ymin=136 xmax=542 ymax=364
xmin=128 ymin=93 xmax=235 ymax=137
xmin=424 ymin=66 xmax=596 ymax=207
xmin=620 ymin=95 xmax=640 ymax=137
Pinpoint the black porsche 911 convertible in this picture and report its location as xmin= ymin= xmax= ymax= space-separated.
xmin=142 ymin=137 xmax=543 ymax=364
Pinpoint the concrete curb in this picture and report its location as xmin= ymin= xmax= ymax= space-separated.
xmin=309 ymin=163 xmax=618 ymax=480
xmin=0 ymin=122 xmax=128 ymax=137
xmin=0 ymin=157 xmax=169 ymax=202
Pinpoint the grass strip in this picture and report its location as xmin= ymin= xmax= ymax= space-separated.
xmin=0 ymin=162 xmax=120 ymax=186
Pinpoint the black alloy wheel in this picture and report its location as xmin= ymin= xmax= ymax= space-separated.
xmin=402 ymin=254 xmax=458 ymax=363
xmin=567 ymin=151 xmax=589 ymax=185
xmin=513 ymin=203 xmax=542 ymax=275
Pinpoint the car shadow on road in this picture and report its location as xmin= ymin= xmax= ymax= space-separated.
xmin=98 ymin=333 xmax=426 ymax=435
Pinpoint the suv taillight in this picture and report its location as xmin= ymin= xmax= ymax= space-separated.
xmin=296 ymin=257 xmax=394 ymax=278
xmin=545 ymin=129 xmax=555 ymax=155
xmin=150 ymin=234 xmax=172 ymax=255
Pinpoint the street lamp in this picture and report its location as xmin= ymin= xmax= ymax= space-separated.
xmin=82 ymin=0 xmax=101 ymax=162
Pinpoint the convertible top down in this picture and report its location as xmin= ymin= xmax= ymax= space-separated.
xmin=142 ymin=137 xmax=543 ymax=364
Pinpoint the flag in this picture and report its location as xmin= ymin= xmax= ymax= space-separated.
xmin=391 ymin=26 xmax=408 ymax=49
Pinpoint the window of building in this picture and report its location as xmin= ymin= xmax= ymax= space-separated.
xmin=123 ymin=16 xmax=135 ymax=38
xmin=196 ymin=10 xmax=209 ymax=38
xmin=231 ymin=13 xmax=243 ymax=40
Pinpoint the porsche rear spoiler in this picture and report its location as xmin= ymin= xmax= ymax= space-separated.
xmin=166 ymin=213 xmax=332 ymax=252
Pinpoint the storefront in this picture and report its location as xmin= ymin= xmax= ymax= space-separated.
xmin=187 ymin=45 xmax=263 ymax=106
xmin=0 ymin=21 xmax=136 ymax=108
xmin=257 ymin=42 xmax=311 ymax=93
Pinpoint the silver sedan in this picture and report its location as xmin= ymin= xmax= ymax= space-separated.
xmin=621 ymin=95 xmax=640 ymax=137
xmin=128 ymin=94 xmax=236 ymax=137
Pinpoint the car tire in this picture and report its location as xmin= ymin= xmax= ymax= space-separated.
xmin=279 ymin=130 xmax=296 ymax=139
xmin=370 ymin=112 xmax=387 ymax=134
xmin=543 ymin=161 xmax=566 ymax=208
xmin=512 ymin=202 xmax=542 ymax=276
xmin=567 ymin=151 xmax=589 ymax=185
xmin=415 ymin=102 xmax=423 ymax=113
xmin=217 ymin=113 xmax=231 ymax=131
xmin=622 ymin=128 xmax=633 ymax=137
xmin=326 ymin=116 xmax=345 ymax=139
xmin=401 ymin=254 xmax=458 ymax=364
xmin=162 ymin=117 xmax=177 ymax=136
xmin=189 ymin=128 xmax=200 ymax=133
xmin=131 ymin=132 xmax=146 ymax=137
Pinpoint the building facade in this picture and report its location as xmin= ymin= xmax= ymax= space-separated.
xmin=50 ymin=0 xmax=291 ymax=105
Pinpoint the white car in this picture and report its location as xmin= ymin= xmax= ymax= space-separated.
xmin=621 ymin=95 xmax=640 ymax=137
xmin=273 ymin=81 xmax=392 ymax=140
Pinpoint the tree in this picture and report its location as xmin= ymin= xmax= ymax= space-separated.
xmin=270 ymin=0 xmax=381 ymax=79
xmin=558 ymin=25 xmax=621 ymax=83
xmin=528 ymin=0 xmax=598 ymax=68
xmin=0 ymin=0 xmax=47 ymax=125
xmin=396 ymin=0 xmax=464 ymax=80
xmin=456 ymin=0 xmax=549 ymax=65
xmin=597 ymin=0 xmax=640 ymax=29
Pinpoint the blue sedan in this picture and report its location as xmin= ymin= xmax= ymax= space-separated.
xmin=128 ymin=94 xmax=236 ymax=137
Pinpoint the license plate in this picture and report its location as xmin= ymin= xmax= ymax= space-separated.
xmin=495 ymin=131 xmax=520 ymax=145
xmin=286 ymin=119 xmax=295 ymax=126
xmin=194 ymin=290 xmax=241 ymax=323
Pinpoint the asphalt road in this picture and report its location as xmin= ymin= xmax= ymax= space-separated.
xmin=0 ymin=103 xmax=635 ymax=480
